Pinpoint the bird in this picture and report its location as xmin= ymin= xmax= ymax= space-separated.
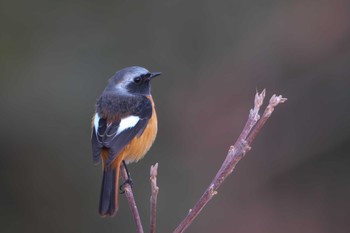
xmin=91 ymin=66 xmax=161 ymax=217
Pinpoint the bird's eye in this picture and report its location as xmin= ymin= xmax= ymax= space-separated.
xmin=133 ymin=77 xmax=142 ymax=84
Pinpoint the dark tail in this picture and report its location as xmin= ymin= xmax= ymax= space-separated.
xmin=99 ymin=166 xmax=118 ymax=216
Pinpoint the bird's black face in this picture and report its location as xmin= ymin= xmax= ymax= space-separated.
xmin=126 ymin=72 xmax=161 ymax=95
xmin=126 ymin=73 xmax=152 ymax=95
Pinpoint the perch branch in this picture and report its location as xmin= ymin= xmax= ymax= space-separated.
xmin=150 ymin=163 xmax=159 ymax=233
xmin=173 ymin=90 xmax=287 ymax=233
xmin=120 ymin=166 xmax=144 ymax=233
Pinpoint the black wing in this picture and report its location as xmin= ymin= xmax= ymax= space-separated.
xmin=91 ymin=97 xmax=152 ymax=165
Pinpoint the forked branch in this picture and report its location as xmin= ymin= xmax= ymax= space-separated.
xmin=173 ymin=90 xmax=287 ymax=233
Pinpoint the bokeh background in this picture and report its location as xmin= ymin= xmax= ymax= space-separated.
xmin=1 ymin=0 xmax=350 ymax=232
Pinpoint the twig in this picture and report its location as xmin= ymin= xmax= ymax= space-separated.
xmin=150 ymin=163 xmax=159 ymax=233
xmin=120 ymin=166 xmax=144 ymax=233
xmin=173 ymin=90 xmax=287 ymax=233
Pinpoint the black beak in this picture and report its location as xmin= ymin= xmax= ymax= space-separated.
xmin=150 ymin=72 xmax=162 ymax=79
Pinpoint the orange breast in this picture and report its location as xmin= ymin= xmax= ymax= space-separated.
xmin=114 ymin=96 xmax=158 ymax=166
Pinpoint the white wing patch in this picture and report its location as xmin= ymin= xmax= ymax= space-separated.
xmin=94 ymin=113 xmax=100 ymax=134
xmin=117 ymin=115 xmax=140 ymax=135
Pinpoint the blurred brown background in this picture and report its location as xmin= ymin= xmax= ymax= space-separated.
xmin=1 ymin=0 xmax=350 ymax=232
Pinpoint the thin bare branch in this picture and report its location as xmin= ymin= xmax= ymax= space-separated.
xmin=173 ymin=90 xmax=287 ymax=233
xmin=150 ymin=163 xmax=159 ymax=233
xmin=120 ymin=166 xmax=144 ymax=233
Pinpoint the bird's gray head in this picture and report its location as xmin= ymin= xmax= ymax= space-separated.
xmin=105 ymin=66 xmax=161 ymax=96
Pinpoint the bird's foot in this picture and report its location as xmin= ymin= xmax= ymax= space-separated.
xmin=119 ymin=177 xmax=133 ymax=194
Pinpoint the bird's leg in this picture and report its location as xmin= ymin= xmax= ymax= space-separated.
xmin=120 ymin=160 xmax=133 ymax=194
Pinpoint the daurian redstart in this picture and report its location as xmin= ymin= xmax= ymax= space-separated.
xmin=91 ymin=66 xmax=161 ymax=216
